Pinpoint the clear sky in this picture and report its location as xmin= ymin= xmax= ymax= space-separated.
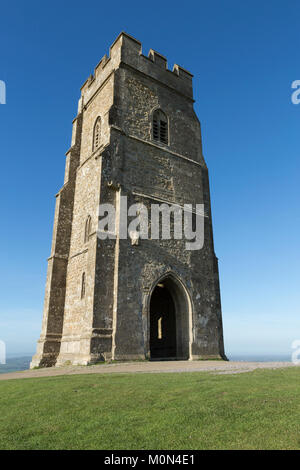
xmin=0 ymin=0 xmax=299 ymax=358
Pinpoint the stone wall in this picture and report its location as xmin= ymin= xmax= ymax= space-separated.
xmin=31 ymin=32 xmax=226 ymax=368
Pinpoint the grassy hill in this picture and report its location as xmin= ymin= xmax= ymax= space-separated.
xmin=0 ymin=367 xmax=300 ymax=450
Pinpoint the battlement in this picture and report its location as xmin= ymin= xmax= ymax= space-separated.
xmin=78 ymin=32 xmax=193 ymax=111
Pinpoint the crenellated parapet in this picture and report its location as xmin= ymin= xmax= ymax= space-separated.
xmin=78 ymin=32 xmax=193 ymax=113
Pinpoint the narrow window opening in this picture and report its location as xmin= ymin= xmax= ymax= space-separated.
xmin=93 ymin=117 xmax=101 ymax=151
xmin=84 ymin=216 xmax=91 ymax=243
xmin=158 ymin=317 xmax=163 ymax=339
xmin=153 ymin=109 xmax=168 ymax=145
xmin=81 ymin=273 xmax=86 ymax=299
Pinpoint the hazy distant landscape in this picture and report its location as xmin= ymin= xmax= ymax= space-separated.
xmin=229 ymin=354 xmax=291 ymax=363
xmin=0 ymin=354 xmax=292 ymax=374
xmin=0 ymin=357 xmax=32 ymax=374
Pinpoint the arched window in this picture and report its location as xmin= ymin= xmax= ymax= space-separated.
xmin=81 ymin=272 xmax=86 ymax=299
xmin=153 ymin=109 xmax=168 ymax=144
xmin=84 ymin=216 xmax=91 ymax=243
xmin=93 ymin=117 xmax=101 ymax=151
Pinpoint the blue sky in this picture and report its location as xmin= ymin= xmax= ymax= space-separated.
xmin=0 ymin=0 xmax=299 ymax=358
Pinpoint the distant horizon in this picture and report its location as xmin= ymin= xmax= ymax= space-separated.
xmin=5 ymin=351 xmax=294 ymax=361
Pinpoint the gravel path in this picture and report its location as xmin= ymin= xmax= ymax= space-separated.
xmin=0 ymin=360 xmax=297 ymax=381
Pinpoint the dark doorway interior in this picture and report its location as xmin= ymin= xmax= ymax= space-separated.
xmin=150 ymin=284 xmax=176 ymax=359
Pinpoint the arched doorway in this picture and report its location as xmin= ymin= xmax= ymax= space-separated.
xmin=149 ymin=274 xmax=191 ymax=360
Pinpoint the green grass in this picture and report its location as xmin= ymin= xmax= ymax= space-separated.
xmin=1 ymin=368 xmax=300 ymax=450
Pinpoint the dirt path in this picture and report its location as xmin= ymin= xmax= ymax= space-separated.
xmin=0 ymin=360 xmax=297 ymax=381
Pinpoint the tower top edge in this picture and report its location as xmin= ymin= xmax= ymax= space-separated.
xmin=79 ymin=32 xmax=194 ymax=101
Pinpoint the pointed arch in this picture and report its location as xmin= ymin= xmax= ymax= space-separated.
xmin=152 ymin=108 xmax=168 ymax=144
xmin=93 ymin=116 xmax=101 ymax=151
xmin=147 ymin=272 xmax=192 ymax=360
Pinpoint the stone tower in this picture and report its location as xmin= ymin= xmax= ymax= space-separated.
xmin=31 ymin=32 xmax=226 ymax=368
